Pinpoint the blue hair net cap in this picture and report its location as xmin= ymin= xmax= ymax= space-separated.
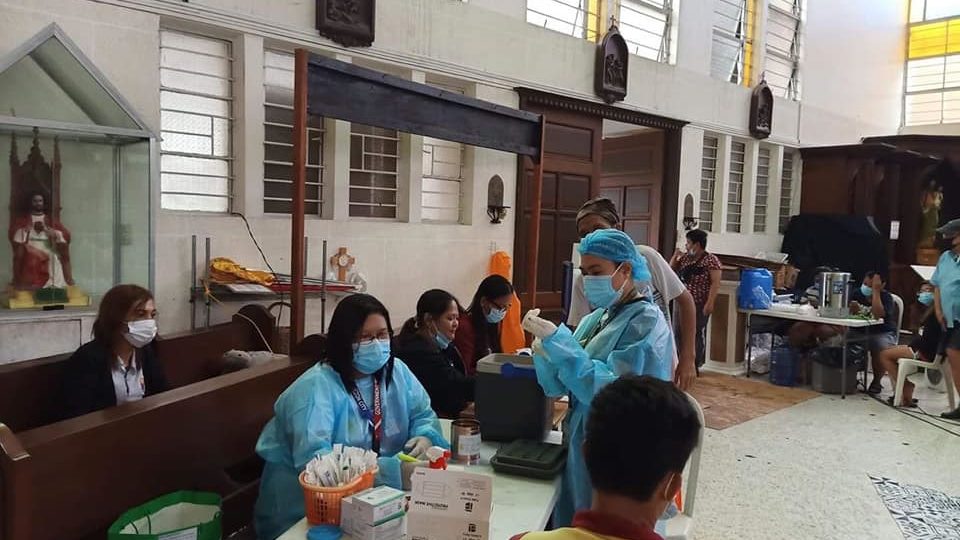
xmin=578 ymin=229 xmax=651 ymax=282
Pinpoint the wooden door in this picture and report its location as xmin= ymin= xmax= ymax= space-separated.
xmin=515 ymin=106 xmax=602 ymax=316
xmin=598 ymin=132 xmax=664 ymax=250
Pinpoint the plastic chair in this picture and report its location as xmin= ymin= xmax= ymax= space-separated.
xmin=664 ymin=393 xmax=705 ymax=540
xmin=894 ymin=352 xmax=957 ymax=411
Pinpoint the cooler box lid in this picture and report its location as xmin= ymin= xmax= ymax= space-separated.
xmin=476 ymin=353 xmax=536 ymax=376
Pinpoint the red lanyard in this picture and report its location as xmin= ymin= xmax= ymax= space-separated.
xmin=350 ymin=379 xmax=383 ymax=453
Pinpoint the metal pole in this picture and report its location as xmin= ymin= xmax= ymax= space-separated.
xmin=524 ymin=116 xmax=547 ymax=312
xmin=190 ymin=234 xmax=197 ymax=330
xmin=321 ymin=240 xmax=328 ymax=334
xmin=290 ymin=48 xmax=309 ymax=350
xmin=204 ymin=236 xmax=211 ymax=328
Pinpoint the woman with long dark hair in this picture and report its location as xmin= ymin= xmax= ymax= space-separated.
xmin=453 ymin=275 xmax=514 ymax=375
xmin=60 ymin=284 xmax=167 ymax=420
xmin=395 ymin=289 xmax=474 ymax=417
xmin=254 ymin=294 xmax=447 ymax=539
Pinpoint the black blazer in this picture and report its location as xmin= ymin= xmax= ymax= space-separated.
xmin=59 ymin=339 xmax=169 ymax=421
xmin=394 ymin=332 xmax=474 ymax=418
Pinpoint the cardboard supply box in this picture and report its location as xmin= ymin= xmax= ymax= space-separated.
xmin=340 ymin=486 xmax=406 ymax=526
xmin=340 ymin=512 xmax=404 ymax=540
xmin=406 ymin=468 xmax=493 ymax=540
xmin=340 ymin=486 xmax=406 ymax=540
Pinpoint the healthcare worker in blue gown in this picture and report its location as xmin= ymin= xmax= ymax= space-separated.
xmin=522 ymin=228 xmax=674 ymax=530
xmin=254 ymin=294 xmax=449 ymax=539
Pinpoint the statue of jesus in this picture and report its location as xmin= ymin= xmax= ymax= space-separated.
xmin=9 ymin=192 xmax=74 ymax=289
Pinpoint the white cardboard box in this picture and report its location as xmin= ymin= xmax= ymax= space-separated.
xmin=340 ymin=512 xmax=404 ymax=540
xmin=406 ymin=468 xmax=492 ymax=540
xmin=340 ymin=486 xmax=406 ymax=527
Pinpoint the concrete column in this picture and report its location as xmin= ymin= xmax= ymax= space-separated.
xmin=326 ymin=54 xmax=352 ymax=221
xmin=767 ymin=144 xmax=786 ymax=235
xmin=716 ymin=134 xmax=732 ymax=234
xmin=398 ymin=69 xmax=426 ymax=223
xmin=235 ymin=34 xmax=264 ymax=216
xmin=742 ymin=140 xmax=759 ymax=234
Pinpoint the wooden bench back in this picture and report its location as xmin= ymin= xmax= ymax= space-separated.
xmin=0 ymin=356 xmax=310 ymax=540
xmin=0 ymin=304 xmax=277 ymax=432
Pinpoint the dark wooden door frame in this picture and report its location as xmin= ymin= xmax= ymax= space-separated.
xmin=514 ymin=88 xmax=688 ymax=301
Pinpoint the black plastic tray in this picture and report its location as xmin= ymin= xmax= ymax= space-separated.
xmin=490 ymin=453 xmax=565 ymax=480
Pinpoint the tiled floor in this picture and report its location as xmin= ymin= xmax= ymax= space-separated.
xmin=691 ymin=373 xmax=960 ymax=540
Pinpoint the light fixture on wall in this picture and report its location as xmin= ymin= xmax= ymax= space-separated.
xmin=682 ymin=193 xmax=697 ymax=230
xmin=487 ymin=174 xmax=509 ymax=224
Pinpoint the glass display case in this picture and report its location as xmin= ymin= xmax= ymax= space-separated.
xmin=0 ymin=24 xmax=153 ymax=315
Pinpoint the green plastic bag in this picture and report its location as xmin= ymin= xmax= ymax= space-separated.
xmin=108 ymin=491 xmax=222 ymax=540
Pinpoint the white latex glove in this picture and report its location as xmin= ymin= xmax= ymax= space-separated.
xmin=522 ymin=309 xmax=558 ymax=339
xmin=404 ymin=436 xmax=432 ymax=459
xmin=531 ymin=338 xmax=546 ymax=357
xmin=400 ymin=459 xmax=427 ymax=491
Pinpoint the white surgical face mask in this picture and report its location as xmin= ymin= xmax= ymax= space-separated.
xmin=124 ymin=319 xmax=157 ymax=348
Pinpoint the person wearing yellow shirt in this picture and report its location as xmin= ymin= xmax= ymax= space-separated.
xmin=510 ymin=375 xmax=700 ymax=540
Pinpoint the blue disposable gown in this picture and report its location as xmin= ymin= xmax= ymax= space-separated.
xmin=534 ymin=298 xmax=673 ymax=529
xmin=254 ymin=360 xmax=448 ymax=540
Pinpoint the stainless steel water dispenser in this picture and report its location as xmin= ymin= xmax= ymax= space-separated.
xmin=817 ymin=271 xmax=851 ymax=318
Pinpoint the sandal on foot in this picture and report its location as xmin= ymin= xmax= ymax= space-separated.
xmin=886 ymin=395 xmax=918 ymax=408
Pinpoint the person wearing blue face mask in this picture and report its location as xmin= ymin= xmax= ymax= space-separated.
xmin=253 ymin=294 xmax=448 ymax=540
xmin=877 ymin=282 xmax=942 ymax=407
xmin=522 ymin=228 xmax=674 ymax=530
xmin=395 ymin=289 xmax=475 ymax=418
xmin=454 ymin=275 xmax=515 ymax=376
xmin=849 ymin=271 xmax=899 ymax=395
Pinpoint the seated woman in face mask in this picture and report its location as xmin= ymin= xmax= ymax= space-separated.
xmin=453 ymin=275 xmax=515 ymax=376
xmin=60 ymin=284 xmax=168 ymax=420
xmin=254 ymin=294 xmax=447 ymax=540
xmin=522 ymin=228 xmax=674 ymax=531
xmin=395 ymin=289 xmax=475 ymax=418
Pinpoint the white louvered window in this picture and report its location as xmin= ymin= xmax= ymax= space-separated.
xmin=754 ymin=147 xmax=771 ymax=233
xmin=160 ymin=30 xmax=233 ymax=212
xmin=712 ymin=0 xmax=755 ymax=85
xmin=764 ymin=0 xmax=803 ymax=100
xmin=350 ymin=125 xmax=399 ymax=219
xmin=263 ymin=50 xmax=324 ymax=215
xmin=526 ymin=0 xmax=598 ymax=41
xmin=700 ymin=135 xmax=719 ymax=232
xmin=904 ymin=3 xmax=960 ymax=125
xmin=779 ymin=150 xmax=796 ymax=233
xmin=422 ymin=138 xmax=464 ymax=223
xmin=619 ymin=0 xmax=674 ymax=63
xmin=727 ymin=140 xmax=746 ymax=233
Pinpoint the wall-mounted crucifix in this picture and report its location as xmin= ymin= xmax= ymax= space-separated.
xmin=329 ymin=246 xmax=355 ymax=281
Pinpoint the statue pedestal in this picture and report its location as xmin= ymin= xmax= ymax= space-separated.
xmin=916 ymin=248 xmax=940 ymax=266
xmin=4 ymin=286 xmax=89 ymax=309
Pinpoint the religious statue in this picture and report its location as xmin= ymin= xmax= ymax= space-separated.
xmin=9 ymin=191 xmax=74 ymax=289
xmin=918 ymin=180 xmax=943 ymax=249
xmin=5 ymin=128 xmax=87 ymax=308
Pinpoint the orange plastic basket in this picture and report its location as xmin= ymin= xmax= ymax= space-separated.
xmin=299 ymin=469 xmax=377 ymax=526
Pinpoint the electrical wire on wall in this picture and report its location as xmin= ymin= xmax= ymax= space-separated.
xmin=230 ymin=211 xmax=286 ymax=335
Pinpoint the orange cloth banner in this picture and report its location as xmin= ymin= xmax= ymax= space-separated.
xmin=489 ymin=251 xmax=525 ymax=353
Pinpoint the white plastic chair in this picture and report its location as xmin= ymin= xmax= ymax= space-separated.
xmin=664 ymin=393 xmax=705 ymax=540
xmin=894 ymin=352 xmax=957 ymax=411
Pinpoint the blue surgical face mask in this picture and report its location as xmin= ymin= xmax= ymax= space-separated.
xmin=354 ymin=338 xmax=391 ymax=374
xmin=918 ymin=291 xmax=934 ymax=306
xmin=583 ymin=264 xmax=627 ymax=310
xmin=435 ymin=332 xmax=452 ymax=350
xmin=485 ymin=305 xmax=507 ymax=324
xmin=860 ymin=284 xmax=874 ymax=297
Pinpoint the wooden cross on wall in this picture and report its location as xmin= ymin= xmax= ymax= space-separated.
xmin=330 ymin=247 xmax=355 ymax=282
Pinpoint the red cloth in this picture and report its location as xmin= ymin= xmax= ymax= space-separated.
xmin=453 ymin=313 xmax=479 ymax=376
xmin=509 ymin=510 xmax=663 ymax=540
xmin=8 ymin=214 xmax=71 ymax=289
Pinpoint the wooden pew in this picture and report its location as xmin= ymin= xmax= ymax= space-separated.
xmin=0 ymin=355 xmax=311 ymax=540
xmin=0 ymin=304 xmax=277 ymax=433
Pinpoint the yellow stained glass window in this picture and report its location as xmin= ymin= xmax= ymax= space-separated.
xmin=908 ymin=19 xmax=960 ymax=59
